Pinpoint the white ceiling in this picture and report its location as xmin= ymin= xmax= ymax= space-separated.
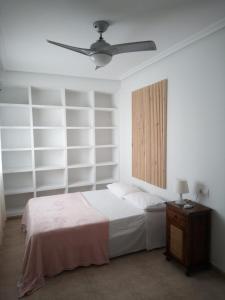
xmin=0 ymin=0 xmax=225 ymax=80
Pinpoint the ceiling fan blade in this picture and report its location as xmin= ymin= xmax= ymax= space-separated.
xmin=47 ymin=40 xmax=92 ymax=56
xmin=104 ymin=41 xmax=156 ymax=56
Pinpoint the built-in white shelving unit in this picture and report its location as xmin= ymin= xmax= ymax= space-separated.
xmin=0 ymin=87 xmax=119 ymax=216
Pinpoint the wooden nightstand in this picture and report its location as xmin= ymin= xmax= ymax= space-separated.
xmin=165 ymin=200 xmax=211 ymax=275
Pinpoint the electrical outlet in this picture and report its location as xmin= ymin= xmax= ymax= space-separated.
xmin=198 ymin=187 xmax=209 ymax=197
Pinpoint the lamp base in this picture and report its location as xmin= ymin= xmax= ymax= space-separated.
xmin=175 ymin=199 xmax=185 ymax=206
xmin=175 ymin=195 xmax=186 ymax=206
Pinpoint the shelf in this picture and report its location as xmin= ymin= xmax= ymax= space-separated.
xmin=67 ymin=128 xmax=92 ymax=147
xmin=35 ymin=149 xmax=65 ymax=170
xmin=31 ymin=87 xmax=62 ymax=106
xmin=5 ymin=192 xmax=33 ymax=217
xmin=36 ymin=184 xmax=66 ymax=192
xmin=68 ymin=163 xmax=94 ymax=169
xmin=65 ymin=90 xmax=92 ymax=107
xmin=0 ymin=126 xmax=31 ymax=129
xmin=6 ymin=208 xmax=24 ymax=217
xmin=3 ymin=172 xmax=33 ymax=195
xmin=96 ymin=183 xmax=109 ymax=190
xmin=96 ymin=165 xmax=118 ymax=182
xmin=95 ymin=126 xmax=117 ymax=130
xmin=5 ymin=187 xmax=34 ymax=196
xmin=94 ymin=108 xmax=116 ymax=111
xmin=35 ymin=166 xmax=65 ymax=171
xmin=95 ymin=110 xmax=116 ymax=127
xmin=0 ymin=106 xmax=30 ymax=127
xmin=68 ymin=181 xmax=94 ymax=188
xmin=36 ymin=169 xmax=65 ymax=190
xmin=32 ymin=105 xmax=63 ymax=109
xmin=66 ymin=109 xmax=92 ymax=127
xmin=34 ymin=147 xmax=65 ymax=151
xmin=0 ymin=86 xmax=29 ymax=105
xmin=66 ymin=126 xmax=92 ymax=130
xmin=3 ymin=167 xmax=33 ymax=174
xmin=1 ymin=148 xmax=32 ymax=152
xmin=0 ymin=103 xmax=29 ymax=108
xmin=33 ymin=107 xmax=64 ymax=127
xmin=68 ymin=167 xmax=94 ymax=187
xmin=33 ymin=126 xmax=64 ymax=129
xmin=95 ymin=162 xmax=118 ymax=167
xmin=68 ymin=185 xmax=93 ymax=193
xmin=96 ymin=178 xmax=117 ymax=185
xmin=1 ymin=86 xmax=118 ymax=215
xmin=2 ymin=151 xmax=32 ymax=173
xmin=34 ymin=128 xmax=65 ymax=148
xmin=67 ymin=145 xmax=93 ymax=149
xmin=95 ymin=144 xmax=117 ymax=148
xmin=37 ymin=188 xmax=65 ymax=197
xmin=96 ymin=147 xmax=118 ymax=164
xmin=94 ymin=92 xmax=115 ymax=109
xmin=67 ymin=148 xmax=93 ymax=166
xmin=1 ymin=127 xmax=31 ymax=150
xmin=66 ymin=106 xmax=91 ymax=111
xmin=95 ymin=128 xmax=117 ymax=146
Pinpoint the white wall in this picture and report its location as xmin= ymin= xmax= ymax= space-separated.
xmin=0 ymin=71 xmax=120 ymax=93
xmin=0 ymin=135 xmax=6 ymax=245
xmin=118 ymin=28 xmax=225 ymax=272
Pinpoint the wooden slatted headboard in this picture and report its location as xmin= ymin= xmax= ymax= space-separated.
xmin=132 ymin=79 xmax=167 ymax=188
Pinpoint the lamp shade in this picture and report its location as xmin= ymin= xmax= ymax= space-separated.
xmin=90 ymin=53 xmax=112 ymax=67
xmin=176 ymin=179 xmax=189 ymax=194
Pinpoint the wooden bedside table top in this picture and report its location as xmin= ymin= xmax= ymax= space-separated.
xmin=166 ymin=200 xmax=211 ymax=216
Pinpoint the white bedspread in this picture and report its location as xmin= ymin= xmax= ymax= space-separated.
xmin=82 ymin=189 xmax=165 ymax=257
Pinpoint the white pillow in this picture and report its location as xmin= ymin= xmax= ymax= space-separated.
xmin=107 ymin=182 xmax=140 ymax=198
xmin=123 ymin=192 xmax=165 ymax=211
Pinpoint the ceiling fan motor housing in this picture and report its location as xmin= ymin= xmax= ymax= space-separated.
xmin=93 ymin=20 xmax=109 ymax=33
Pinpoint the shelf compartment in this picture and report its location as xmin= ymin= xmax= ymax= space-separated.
xmin=66 ymin=109 xmax=92 ymax=127
xmin=67 ymin=129 xmax=92 ymax=147
xmin=96 ymin=147 xmax=118 ymax=164
xmin=94 ymin=92 xmax=115 ymax=108
xmin=0 ymin=106 xmax=30 ymax=127
xmin=67 ymin=148 xmax=93 ymax=165
xmin=68 ymin=185 xmax=93 ymax=193
xmin=34 ymin=128 xmax=65 ymax=148
xmin=95 ymin=129 xmax=117 ymax=146
xmin=36 ymin=169 xmax=65 ymax=191
xmin=37 ymin=189 xmax=65 ymax=197
xmin=31 ymin=87 xmax=62 ymax=106
xmin=32 ymin=107 xmax=64 ymax=127
xmin=3 ymin=172 xmax=33 ymax=195
xmin=1 ymin=128 xmax=31 ymax=149
xmin=0 ymin=86 xmax=28 ymax=105
xmin=68 ymin=167 xmax=94 ymax=187
xmin=96 ymin=184 xmax=108 ymax=190
xmin=2 ymin=150 xmax=32 ymax=173
xmin=5 ymin=192 xmax=33 ymax=216
xmin=65 ymin=90 xmax=91 ymax=107
xmin=96 ymin=165 xmax=118 ymax=182
xmin=35 ymin=149 xmax=65 ymax=169
xmin=95 ymin=110 xmax=116 ymax=127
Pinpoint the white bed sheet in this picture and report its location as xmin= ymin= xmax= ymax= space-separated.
xmin=82 ymin=189 xmax=165 ymax=258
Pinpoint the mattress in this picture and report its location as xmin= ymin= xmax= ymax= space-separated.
xmin=82 ymin=189 xmax=165 ymax=257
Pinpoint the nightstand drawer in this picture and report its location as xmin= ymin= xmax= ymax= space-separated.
xmin=167 ymin=209 xmax=185 ymax=227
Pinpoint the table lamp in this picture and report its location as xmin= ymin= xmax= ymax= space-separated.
xmin=176 ymin=179 xmax=189 ymax=205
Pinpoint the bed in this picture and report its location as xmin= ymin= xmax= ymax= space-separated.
xmin=18 ymin=189 xmax=166 ymax=297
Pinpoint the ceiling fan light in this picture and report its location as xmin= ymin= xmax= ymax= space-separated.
xmin=90 ymin=53 xmax=112 ymax=67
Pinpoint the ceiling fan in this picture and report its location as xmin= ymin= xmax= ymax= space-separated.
xmin=47 ymin=20 xmax=157 ymax=70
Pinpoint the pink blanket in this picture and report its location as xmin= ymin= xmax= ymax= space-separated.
xmin=18 ymin=192 xmax=109 ymax=297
